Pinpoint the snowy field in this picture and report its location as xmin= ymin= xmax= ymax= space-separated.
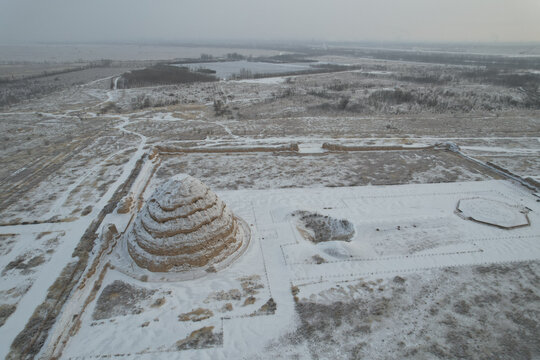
xmin=0 ymin=48 xmax=539 ymax=359
xmin=51 ymin=179 xmax=540 ymax=359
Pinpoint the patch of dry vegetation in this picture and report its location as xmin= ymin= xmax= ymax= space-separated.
xmin=271 ymin=261 xmax=540 ymax=359
xmin=93 ymin=280 xmax=156 ymax=320
xmin=0 ymin=234 xmax=17 ymax=256
xmin=178 ymin=308 xmax=214 ymax=322
xmin=250 ymin=298 xmax=277 ymax=316
xmin=0 ymin=304 xmax=16 ymax=327
xmin=175 ymin=326 xmax=223 ymax=351
xmin=2 ymin=253 xmax=45 ymax=276
xmin=157 ymin=150 xmax=495 ymax=191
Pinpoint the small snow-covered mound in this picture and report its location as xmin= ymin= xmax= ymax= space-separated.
xmin=126 ymin=175 xmax=248 ymax=272
xmin=292 ymin=210 xmax=355 ymax=243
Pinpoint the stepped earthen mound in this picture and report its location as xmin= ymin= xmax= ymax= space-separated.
xmin=127 ymin=175 xmax=247 ymax=272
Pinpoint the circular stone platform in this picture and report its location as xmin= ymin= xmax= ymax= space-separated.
xmin=456 ymin=197 xmax=530 ymax=229
xmin=114 ymin=175 xmax=250 ymax=281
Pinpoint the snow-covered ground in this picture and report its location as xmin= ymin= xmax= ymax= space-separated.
xmin=1 ymin=51 xmax=539 ymax=359
xmin=53 ymin=179 xmax=539 ymax=359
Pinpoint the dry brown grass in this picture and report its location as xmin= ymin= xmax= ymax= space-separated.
xmin=178 ymin=308 xmax=214 ymax=322
xmin=175 ymin=326 xmax=222 ymax=350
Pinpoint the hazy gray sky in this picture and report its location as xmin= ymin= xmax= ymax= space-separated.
xmin=1 ymin=0 xmax=539 ymax=44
